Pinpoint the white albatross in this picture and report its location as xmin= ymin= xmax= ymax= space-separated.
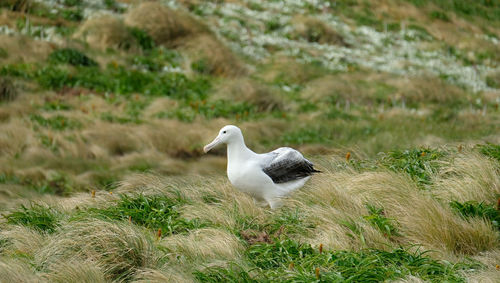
xmin=203 ymin=125 xmax=320 ymax=209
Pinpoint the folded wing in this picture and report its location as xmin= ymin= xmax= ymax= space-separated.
xmin=262 ymin=147 xmax=320 ymax=184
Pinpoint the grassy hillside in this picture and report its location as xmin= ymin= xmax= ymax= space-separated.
xmin=0 ymin=0 xmax=499 ymax=282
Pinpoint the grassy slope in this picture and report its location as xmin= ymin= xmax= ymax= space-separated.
xmin=0 ymin=0 xmax=499 ymax=282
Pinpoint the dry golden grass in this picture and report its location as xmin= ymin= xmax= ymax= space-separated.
xmin=124 ymin=2 xmax=206 ymax=45
xmin=132 ymin=267 xmax=195 ymax=283
xmin=35 ymin=218 xmax=159 ymax=281
xmin=182 ymin=34 xmax=246 ymax=77
xmin=293 ymin=169 xmax=498 ymax=257
xmin=0 ymin=77 xmax=17 ymax=102
xmin=0 ymin=34 xmax=54 ymax=64
xmin=0 ymin=258 xmax=42 ymax=283
xmin=433 ymin=152 xmax=500 ymax=203
xmin=214 ymin=78 xmax=284 ymax=111
xmin=74 ymin=16 xmax=136 ymax=51
xmin=43 ymin=260 xmax=107 ymax=283
xmin=0 ymin=119 xmax=32 ymax=157
xmin=0 ymin=225 xmax=45 ymax=256
xmin=161 ymin=228 xmax=244 ymax=262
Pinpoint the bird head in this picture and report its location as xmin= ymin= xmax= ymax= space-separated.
xmin=203 ymin=125 xmax=242 ymax=153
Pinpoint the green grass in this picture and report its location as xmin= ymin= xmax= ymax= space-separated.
xmin=1 ymin=63 xmax=211 ymax=100
xmin=450 ymin=200 xmax=500 ymax=231
xmin=363 ymin=204 xmax=399 ymax=237
xmin=478 ymin=143 xmax=500 ymax=161
xmin=48 ymin=48 xmax=98 ymax=67
xmin=379 ymin=148 xmax=446 ymax=185
xmin=3 ymin=204 xmax=60 ymax=233
xmin=196 ymin=239 xmax=480 ymax=282
xmin=405 ymin=0 xmax=500 ymax=22
xmin=80 ymin=194 xmax=204 ymax=235
xmin=30 ymin=114 xmax=82 ymax=131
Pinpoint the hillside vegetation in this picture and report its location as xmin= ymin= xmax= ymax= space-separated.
xmin=0 ymin=0 xmax=499 ymax=282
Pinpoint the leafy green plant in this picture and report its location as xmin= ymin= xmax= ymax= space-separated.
xmin=82 ymin=194 xmax=203 ymax=235
xmin=478 ymin=143 xmax=500 ymax=162
xmin=430 ymin=10 xmax=450 ymax=21
xmin=363 ymin=204 xmax=399 ymax=237
xmin=194 ymin=263 xmax=256 ymax=283
xmin=379 ymin=148 xmax=445 ymax=185
xmin=30 ymin=114 xmax=82 ymax=131
xmin=32 ymin=173 xmax=74 ymax=196
xmin=41 ymin=99 xmax=72 ymax=111
xmin=4 ymin=204 xmax=60 ymax=233
xmin=48 ymin=48 xmax=98 ymax=67
xmin=206 ymin=239 xmax=481 ymax=282
xmin=60 ymin=8 xmax=83 ymax=21
xmin=450 ymin=200 xmax=499 ymax=230
xmin=129 ymin=27 xmax=155 ymax=51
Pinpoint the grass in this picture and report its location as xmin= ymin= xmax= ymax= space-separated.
xmin=0 ymin=0 xmax=499 ymax=281
xmin=1 ymin=63 xmax=211 ymax=100
xmin=450 ymin=201 xmax=500 ymax=231
xmin=80 ymin=194 xmax=204 ymax=235
xmin=3 ymin=204 xmax=60 ymax=233
xmin=30 ymin=114 xmax=82 ymax=131
xmin=379 ymin=148 xmax=446 ymax=185
xmin=478 ymin=143 xmax=500 ymax=161
xmin=48 ymin=48 xmax=98 ymax=67
xmin=195 ymin=239 xmax=481 ymax=282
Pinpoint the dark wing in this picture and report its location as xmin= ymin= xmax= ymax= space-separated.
xmin=262 ymin=148 xmax=320 ymax=184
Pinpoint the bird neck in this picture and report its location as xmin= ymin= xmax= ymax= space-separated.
xmin=227 ymin=136 xmax=254 ymax=163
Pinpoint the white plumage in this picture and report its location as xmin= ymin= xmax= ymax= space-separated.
xmin=203 ymin=125 xmax=319 ymax=209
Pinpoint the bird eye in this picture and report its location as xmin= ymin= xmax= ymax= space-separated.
xmin=223 ymin=130 xmax=227 ymax=134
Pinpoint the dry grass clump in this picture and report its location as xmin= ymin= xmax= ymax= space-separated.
xmin=0 ymin=225 xmax=45 ymax=256
xmin=132 ymin=267 xmax=195 ymax=283
xmin=183 ymin=34 xmax=246 ymax=77
xmin=161 ymin=228 xmax=244 ymax=262
xmin=145 ymin=120 xmax=217 ymax=158
xmin=391 ymin=75 xmax=467 ymax=105
xmin=0 ymin=34 xmax=53 ymax=63
xmin=125 ymin=2 xmax=245 ymax=76
xmin=74 ymin=16 xmax=136 ymax=51
xmin=0 ymin=120 xmax=30 ymax=157
xmin=124 ymin=2 xmax=206 ymax=46
xmin=291 ymin=16 xmax=347 ymax=46
xmin=0 ymin=77 xmax=17 ymax=102
xmin=83 ymin=123 xmax=142 ymax=156
xmin=433 ymin=152 xmax=500 ymax=203
xmin=297 ymin=170 xmax=498 ymax=256
xmin=36 ymin=218 xmax=159 ymax=281
xmin=0 ymin=258 xmax=42 ymax=283
xmin=259 ymin=57 xmax=325 ymax=84
xmin=43 ymin=260 xmax=107 ymax=283
xmin=214 ymin=78 xmax=284 ymax=111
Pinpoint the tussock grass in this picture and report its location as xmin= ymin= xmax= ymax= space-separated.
xmin=161 ymin=228 xmax=244 ymax=262
xmin=433 ymin=152 xmax=500 ymax=203
xmin=74 ymin=16 xmax=136 ymax=51
xmin=0 ymin=258 xmax=42 ymax=283
xmin=214 ymin=78 xmax=284 ymax=111
xmin=43 ymin=260 xmax=107 ymax=283
xmin=0 ymin=35 xmax=53 ymax=64
xmin=183 ymin=34 xmax=246 ymax=77
xmin=124 ymin=2 xmax=207 ymax=46
xmin=36 ymin=218 xmax=159 ymax=281
xmin=0 ymin=76 xmax=17 ymax=102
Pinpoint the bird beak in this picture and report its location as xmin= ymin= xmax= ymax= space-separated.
xmin=203 ymin=137 xmax=221 ymax=153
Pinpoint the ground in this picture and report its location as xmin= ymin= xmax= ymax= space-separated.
xmin=0 ymin=0 xmax=499 ymax=282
